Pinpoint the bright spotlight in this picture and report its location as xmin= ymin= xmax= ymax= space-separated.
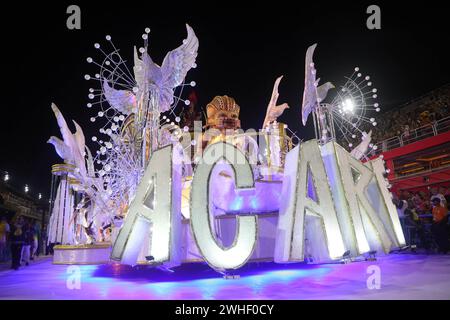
xmin=342 ymin=98 xmax=355 ymax=113
xmin=24 ymin=184 xmax=29 ymax=193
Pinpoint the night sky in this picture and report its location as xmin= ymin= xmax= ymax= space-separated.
xmin=1 ymin=1 xmax=449 ymax=199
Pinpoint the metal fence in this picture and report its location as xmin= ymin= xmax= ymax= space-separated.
xmin=371 ymin=116 xmax=450 ymax=156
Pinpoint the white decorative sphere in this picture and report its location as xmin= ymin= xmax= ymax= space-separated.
xmin=84 ymin=75 xmax=91 ymax=80
xmin=91 ymin=136 xmax=97 ymax=142
xmin=94 ymin=43 xmax=100 ymax=49
xmin=87 ymin=57 xmax=93 ymax=63
xmin=190 ymin=81 xmax=196 ymax=87
xmin=145 ymin=27 xmax=151 ymax=33
xmin=90 ymin=117 xmax=96 ymax=122
xmin=106 ymin=35 xmax=111 ymax=41
xmin=175 ymin=117 xmax=181 ymax=123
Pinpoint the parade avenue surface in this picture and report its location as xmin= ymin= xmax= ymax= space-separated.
xmin=0 ymin=254 xmax=449 ymax=300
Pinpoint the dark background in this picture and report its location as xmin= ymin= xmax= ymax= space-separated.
xmin=1 ymin=1 xmax=448 ymax=199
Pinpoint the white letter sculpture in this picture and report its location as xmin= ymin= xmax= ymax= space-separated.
xmin=190 ymin=142 xmax=258 ymax=271
xmin=111 ymin=145 xmax=182 ymax=267
xmin=275 ymin=140 xmax=346 ymax=262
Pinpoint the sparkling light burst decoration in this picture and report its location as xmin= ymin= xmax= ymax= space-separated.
xmin=329 ymin=67 xmax=380 ymax=153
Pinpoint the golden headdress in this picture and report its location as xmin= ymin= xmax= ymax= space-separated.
xmin=206 ymin=95 xmax=241 ymax=129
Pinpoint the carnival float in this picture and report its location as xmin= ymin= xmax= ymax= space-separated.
xmin=46 ymin=24 xmax=405 ymax=272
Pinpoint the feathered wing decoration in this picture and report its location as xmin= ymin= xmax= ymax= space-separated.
xmin=263 ymin=76 xmax=290 ymax=128
xmin=351 ymin=130 xmax=373 ymax=160
xmin=158 ymin=24 xmax=199 ymax=112
xmin=51 ymin=103 xmax=76 ymax=153
xmin=107 ymin=25 xmax=198 ymax=115
xmin=73 ymin=120 xmax=86 ymax=157
xmin=102 ymin=80 xmax=137 ymax=115
xmin=48 ymin=103 xmax=88 ymax=177
xmin=301 ymin=44 xmax=319 ymax=126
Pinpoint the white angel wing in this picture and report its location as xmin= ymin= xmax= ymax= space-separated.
xmin=134 ymin=47 xmax=162 ymax=88
xmin=263 ymin=76 xmax=282 ymax=128
xmin=301 ymin=44 xmax=319 ymax=126
xmin=72 ymin=120 xmax=86 ymax=157
xmin=51 ymin=103 xmax=79 ymax=164
xmin=351 ymin=130 xmax=373 ymax=160
xmin=102 ymin=80 xmax=137 ymax=115
xmin=263 ymin=76 xmax=289 ymax=128
xmin=51 ymin=103 xmax=74 ymax=149
xmin=161 ymin=24 xmax=199 ymax=89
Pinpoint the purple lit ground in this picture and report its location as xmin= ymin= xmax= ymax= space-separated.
xmin=0 ymin=254 xmax=449 ymax=300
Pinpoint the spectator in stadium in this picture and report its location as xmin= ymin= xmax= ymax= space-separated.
xmin=21 ymin=220 xmax=33 ymax=266
xmin=431 ymin=198 xmax=449 ymax=254
xmin=430 ymin=187 xmax=446 ymax=208
xmin=10 ymin=216 xmax=25 ymax=270
xmin=0 ymin=216 xmax=10 ymax=262
xmin=394 ymin=196 xmax=412 ymax=244
xmin=438 ymin=186 xmax=450 ymax=210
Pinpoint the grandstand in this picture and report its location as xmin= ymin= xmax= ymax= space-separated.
xmin=368 ymin=83 xmax=450 ymax=193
